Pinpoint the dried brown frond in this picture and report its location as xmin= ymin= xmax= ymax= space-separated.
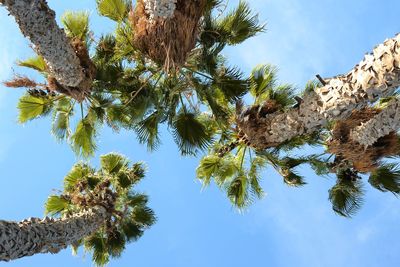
xmin=3 ymin=75 xmax=38 ymax=88
xmin=327 ymin=108 xmax=400 ymax=172
xmin=129 ymin=0 xmax=207 ymax=71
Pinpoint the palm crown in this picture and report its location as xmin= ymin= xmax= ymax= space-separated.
xmin=45 ymin=153 xmax=156 ymax=266
xmin=3 ymin=0 xmax=400 ymax=220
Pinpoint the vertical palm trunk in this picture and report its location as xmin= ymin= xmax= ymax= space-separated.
xmin=2 ymin=0 xmax=85 ymax=88
xmin=0 ymin=207 xmax=107 ymax=261
xmin=238 ymin=34 xmax=400 ymax=149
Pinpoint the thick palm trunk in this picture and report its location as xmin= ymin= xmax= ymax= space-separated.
xmin=1 ymin=0 xmax=85 ymax=88
xmin=350 ymin=99 xmax=400 ymax=147
xmin=0 ymin=207 xmax=107 ymax=261
xmin=238 ymin=34 xmax=400 ymax=149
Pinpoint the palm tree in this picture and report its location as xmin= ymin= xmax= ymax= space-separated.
xmin=197 ymin=63 xmax=400 ymax=217
xmin=0 ymin=153 xmax=155 ymax=266
xmin=236 ymin=34 xmax=400 ymax=149
xmin=1 ymin=0 xmax=95 ymax=101
xmin=4 ymin=1 xmax=264 ymax=158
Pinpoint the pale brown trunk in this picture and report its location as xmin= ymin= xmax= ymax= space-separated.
xmin=0 ymin=207 xmax=107 ymax=261
xmin=2 ymin=0 xmax=85 ymax=88
xmin=238 ymin=34 xmax=400 ymax=149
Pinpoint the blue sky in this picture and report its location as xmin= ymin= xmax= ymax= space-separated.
xmin=1 ymin=1 xmax=400 ymax=266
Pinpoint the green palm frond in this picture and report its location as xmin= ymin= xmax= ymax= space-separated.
xmin=329 ymin=171 xmax=364 ymax=217
xmin=17 ymin=94 xmax=53 ymax=123
xmin=71 ymin=116 xmax=98 ymax=157
xmin=249 ymin=156 xmax=266 ymax=198
xmin=127 ymin=193 xmax=149 ymax=208
xmin=135 ymin=111 xmax=161 ymax=151
xmin=227 ymin=173 xmax=249 ymax=208
xmin=107 ymin=229 xmax=125 ymax=258
xmin=212 ymin=66 xmax=249 ymax=103
xmin=64 ymin=162 xmax=95 ymax=192
xmin=369 ymin=164 xmax=400 ymax=195
xmin=121 ymin=221 xmax=143 ymax=242
xmin=132 ymin=206 xmax=157 ymax=227
xmin=84 ymin=234 xmax=109 ymax=267
xmin=281 ymin=168 xmax=306 ymax=187
xmin=95 ymin=34 xmax=117 ymax=62
xmin=17 ymin=55 xmax=47 ymax=72
xmin=196 ymin=154 xmax=237 ymax=186
xmin=100 ymin=153 xmax=129 ymax=174
xmin=61 ymin=11 xmax=90 ymax=42
xmin=96 ymin=0 xmax=131 ymax=22
xmin=249 ymin=64 xmax=277 ymax=100
xmin=216 ymin=1 xmax=265 ymax=45
xmin=114 ymin=23 xmax=135 ymax=60
xmin=52 ymin=97 xmax=74 ymax=141
xmin=171 ymin=110 xmax=213 ymax=156
xmin=45 ymin=195 xmax=69 ymax=216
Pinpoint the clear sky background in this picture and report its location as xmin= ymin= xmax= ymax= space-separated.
xmin=1 ymin=1 xmax=400 ymax=266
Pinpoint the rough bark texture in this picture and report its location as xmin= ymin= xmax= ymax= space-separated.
xmin=2 ymin=0 xmax=86 ymax=88
xmin=143 ymin=0 xmax=177 ymax=23
xmin=0 ymin=207 xmax=107 ymax=261
xmin=327 ymin=108 xmax=399 ymax=172
xmin=238 ymin=34 xmax=400 ymax=149
xmin=350 ymin=99 xmax=400 ymax=147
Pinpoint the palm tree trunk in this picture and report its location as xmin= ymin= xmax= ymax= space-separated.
xmin=238 ymin=34 xmax=400 ymax=149
xmin=0 ymin=207 xmax=107 ymax=261
xmin=142 ymin=0 xmax=177 ymax=23
xmin=1 ymin=0 xmax=85 ymax=88
xmin=350 ymin=99 xmax=400 ymax=147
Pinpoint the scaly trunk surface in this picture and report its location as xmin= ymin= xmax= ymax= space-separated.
xmin=350 ymin=99 xmax=400 ymax=147
xmin=0 ymin=207 xmax=107 ymax=261
xmin=238 ymin=34 xmax=400 ymax=149
xmin=1 ymin=0 xmax=85 ymax=88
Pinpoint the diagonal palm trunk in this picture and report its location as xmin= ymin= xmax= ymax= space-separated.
xmin=0 ymin=207 xmax=107 ymax=261
xmin=1 ymin=0 xmax=85 ymax=88
xmin=238 ymin=34 xmax=400 ymax=149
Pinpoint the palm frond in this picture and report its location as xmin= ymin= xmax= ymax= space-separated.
xmin=17 ymin=55 xmax=47 ymax=72
xmin=329 ymin=171 xmax=364 ymax=217
xmin=134 ymin=111 xmax=161 ymax=151
xmin=216 ymin=1 xmax=265 ymax=45
xmin=45 ymin=195 xmax=69 ymax=216
xmin=64 ymin=163 xmax=95 ymax=192
xmin=369 ymin=164 xmax=400 ymax=195
xmin=52 ymin=97 xmax=74 ymax=141
xmin=227 ymin=173 xmax=249 ymax=209
xmin=17 ymin=94 xmax=53 ymax=123
xmin=71 ymin=116 xmax=98 ymax=157
xmin=249 ymin=64 xmax=277 ymax=100
xmin=96 ymin=0 xmax=131 ymax=22
xmin=171 ymin=110 xmax=213 ymax=156
xmin=61 ymin=11 xmax=90 ymax=41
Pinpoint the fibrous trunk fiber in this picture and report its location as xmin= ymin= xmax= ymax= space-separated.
xmin=130 ymin=0 xmax=207 ymax=70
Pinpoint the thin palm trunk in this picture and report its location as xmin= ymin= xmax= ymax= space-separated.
xmin=1 ymin=0 xmax=85 ymax=88
xmin=0 ymin=207 xmax=107 ymax=261
xmin=238 ymin=34 xmax=400 ymax=149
